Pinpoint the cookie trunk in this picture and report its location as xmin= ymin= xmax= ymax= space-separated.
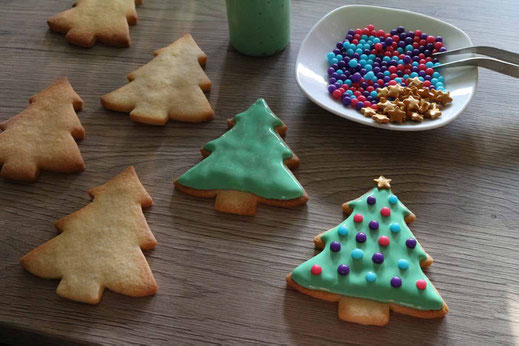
xmin=215 ymin=190 xmax=258 ymax=216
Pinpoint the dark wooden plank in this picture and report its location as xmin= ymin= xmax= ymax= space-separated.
xmin=0 ymin=0 xmax=518 ymax=344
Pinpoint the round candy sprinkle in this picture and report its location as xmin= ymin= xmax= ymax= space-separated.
xmin=372 ymin=252 xmax=384 ymax=264
xmin=416 ymin=279 xmax=427 ymax=290
xmin=390 ymin=223 xmax=401 ymax=233
xmin=355 ymin=232 xmax=367 ymax=243
xmin=391 ymin=276 xmax=403 ymax=288
xmin=353 ymin=214 xmax=363 ymax=223
xmin=366 ymin=272 xmax=377 ymax=282
xmin=380 ymin=207 xmax=391 ymax=217
xmin=388 ymin=195 xmax=398 ymax=204
xmin=369 ymin=220 xmax=379 ymax=230
xmin=311 ymin=264 xmax=322 ymax=275
xmin=352 ymin=248 xmax=364 ymax=259
xmin=378 ymin=236 xmax=390 ymax=247
xmin=338 ymin=225 xmax=349 ymax=236
xmin=406 ymin=238 xmax=417 ymax=249
xmin=337 ymin=264 xmax=350 ymax=275
xmin=398 ymin=259 xmax=409 ymax=270
xmin=367 ymin=196 xmax=376 ymax=205
xmin=330 ymin=241 xmax=341 ymax=252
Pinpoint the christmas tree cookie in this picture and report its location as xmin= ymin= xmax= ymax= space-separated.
xmin=174 ymin=99 xmax=308 ymax=216
xmin=0 ymin=78 xmax=85 ymax=182
xmin=20 ymin=167 xmax=158 ymax=304
xmin=286 ymin=176 xmax=448 ymax=326
xmin=101 ymin=34 xmax=213 ymax=125
xmin=48 ymin=0 xmax=142 ymax=48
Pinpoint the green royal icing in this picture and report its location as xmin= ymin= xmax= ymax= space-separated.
xmin=177 ymin=98 xmax=304 ymax=200
xmin=291 ymin=187 xmax=445 ymax=310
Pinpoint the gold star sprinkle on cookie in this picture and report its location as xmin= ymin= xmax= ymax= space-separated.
xmin=374 ymin=176 xmax=392 ymax=189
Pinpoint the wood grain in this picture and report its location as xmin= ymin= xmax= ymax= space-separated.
xmin=1 ymin=0 xmax=518 ymax=344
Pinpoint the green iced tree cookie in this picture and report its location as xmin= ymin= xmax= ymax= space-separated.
xmin=175 ymin=98 xmax=308 ymax=215
xmin=287 ymin=176 xmax=447 ymax=325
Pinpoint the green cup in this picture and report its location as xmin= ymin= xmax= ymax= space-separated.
xmin=225 ymin=0 xmax=291 ymax=57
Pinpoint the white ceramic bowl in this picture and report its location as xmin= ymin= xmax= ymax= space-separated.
xmin=295 ymin=5 xmax=477 ymax=131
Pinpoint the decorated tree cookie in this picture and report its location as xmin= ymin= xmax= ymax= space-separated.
xmin=174 ymin=98 xmax=308 ymax=216
xmin=0 ymin=78 xmax=85 ymax=182
xmin=20 ymin=167 xmax=158 ymax=304
xmin=101 ymin=34 xmax=213 ymax=125
xmin=48 ymin=0 xmax=142 ymax=48
xmin=286 ymin=176 xmax=448 ymax=326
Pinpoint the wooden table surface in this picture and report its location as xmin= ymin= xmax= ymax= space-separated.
xmin=1 ymin=0 xmax=518 ymax=344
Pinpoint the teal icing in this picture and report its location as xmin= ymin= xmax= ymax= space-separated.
xmin=177 ymin=99 xmax=304 ymax=200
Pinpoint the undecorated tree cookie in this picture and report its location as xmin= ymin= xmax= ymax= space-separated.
xmin=0 ymin=78 xmax=85 ymax=182
xmin=101 ymin=34 xmax=213 ymax=125
xmin=21 ymin=167 xmax=158 ymax=304
xmin=48 ymin=0 xmax=142 ymax=48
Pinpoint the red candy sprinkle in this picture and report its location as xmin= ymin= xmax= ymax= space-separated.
xmin=374 ymin=43 xmax=383 ymax=51
xmin=332 ymin=89 xmax=342 ymax=99
xmin=367 ymin=24 xmax=375 ymax=31
xmin=358 ymin=95 xmax=366 ymax=102
xmin=414 ymin=29 xmax=422 ymax=37
xmin=311 ymin=264 xmax=322 ymax=275
xmin=416 ymin=279 xmax=427 ymax=290
xmin=423 ymin=80 xmax=431 ymax=87
xmin=388 ymin=80 xmax=397 ymax=86
xmin=378 ymin=236 xmax=390 ymax=247
xmin=364 ymin=101 xmax=371 ymax=107
xmin=353 ymin=214 xmax=363 ymax=223
xmin=380 ymin=207 xmax=391 ymax=217
xmin=426 ymin=68 xmax=434 ymax=75
xmin=434 ymin=42 xmax=443 ymax=50
xmin=426 ymin=35 xmax=435 ymax=43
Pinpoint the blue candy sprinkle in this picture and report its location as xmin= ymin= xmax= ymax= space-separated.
xmin=390 ymin=223 xmax=401 ymax=233
xmin=366 ymin=272 xmax=377 ymax=282
xmin=338 ymin=225 xmax=349 ymax=236
xmin=398 ymin=259 xmax=409 ymax=270
xmin=388 ymin=195 xmax=398 ymax=204
xmin=352 ymin=248 xmax=364 ymax=259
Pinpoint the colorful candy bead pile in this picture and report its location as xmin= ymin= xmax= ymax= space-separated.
xmin=326 ymin=24 xmax=447 ymax=111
